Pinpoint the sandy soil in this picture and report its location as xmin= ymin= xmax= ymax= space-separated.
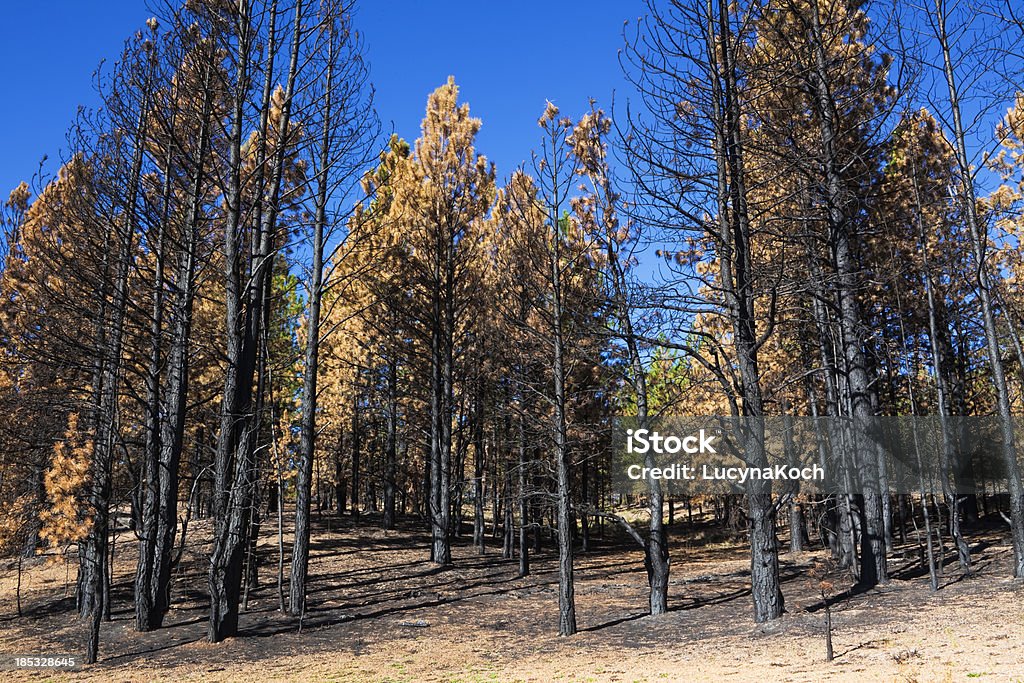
xmin=1 ymin=511 xmax=1022 ymax=682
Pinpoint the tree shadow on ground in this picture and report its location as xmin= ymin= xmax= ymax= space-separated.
xmin=4 ymin=512 xmax=1016 ymax=671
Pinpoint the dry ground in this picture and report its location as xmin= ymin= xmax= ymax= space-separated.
xmin=1 ymin=510 xmax=1022 ymax=682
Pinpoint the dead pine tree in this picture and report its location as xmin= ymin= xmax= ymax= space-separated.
xmin=72 ymin=21 xmax=162 ymax=661
xmin=492 ymin=102 xmax=605 ymax=635
xmin=536 ymin=104 xmax=578 ymax=636
xmin=571 ymin=103 xmax=669 ymax=615
xmin=209 ymin=0 xmax=304 ymax=642
xmin=289 ymin=0 xmax=376 ymax=617
xmin=621 ymin=0 xmax=785 ymax=621
xmin=811 ymin=559 xmax=836 ymax=663
xmin=925 ymin=0 xmax=1024 ymax=576
xmin=133 ymin=12 xmax=219 ymax=631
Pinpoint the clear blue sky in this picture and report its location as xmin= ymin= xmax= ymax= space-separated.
xmin=3 ymin=3 xmax=1011 ymax=216
xmin=0 ymin=2 xmax=152 ymax=196
xmin=0 ymin=1 xmax=644 ymax=200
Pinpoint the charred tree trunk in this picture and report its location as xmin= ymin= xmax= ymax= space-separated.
xmin=289 ymin=22 xmax=334 ymax=614
xmin=552 ymin=237 xmax=576 ymax=636
xmin=935 ymin=0 xmax=1024 ymax=576
xmin=383 ymin=353 xmax=398 ymax=530
xmin=83 ymin=68 xmax=152 ymax=660
xmin=135 ymin=139 xmax=172 ymax=633
xmin=708 ymin=0 xmax=783 ymax=621
xmin=428 ymin=246 xmax=454 ymax=565
xmin=210 ymin=0 xmax=301 ymax=641
xmin=517 ymin=407 xmax=530 ymax=578
xmin=807 ymin=0 xmax=886 ymax=587
xmin=151 ymin=64 xmax=214 ymax=629
xmin=473 ymin=392 xmax=486 ymax=555
xmin=351 ymin=384 xmax=362 ymax=518
xmin=913 ymin=166 xmax=971 ymax=575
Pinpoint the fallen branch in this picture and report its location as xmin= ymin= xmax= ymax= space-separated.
xmin=581 ymin=506 xmax=645 ymax=549
xmin=772 ymin=492 xmax=794 ymax=516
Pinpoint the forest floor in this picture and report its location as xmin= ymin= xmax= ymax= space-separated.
xmin=1 ymin=509 xmax=1023 ymax=682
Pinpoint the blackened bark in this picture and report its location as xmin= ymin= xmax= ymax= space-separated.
xmin=935 ymin=0 xmax=1024 ymax=576
xmin=21 ymin=469 xmax=43 ymax=558
xmin=289 ymin=25 xmax=333 ymax=612
xmin=580 ymin=454 xmax=590 ymax=554
xmin=428 ymin=263 xmax=453 ymax=565
xmin=383 ymin=354 xmax=398 ymax=530
xmin=211 ymin=0 xmax=301 ymax=641
xmin=913 ymin=166 xmax=971 ymax=575
xmin=152 ymin=60 xmax=215 ymax=630
xmin=83 ymin=72 xmax=150 ymax=661
xmin=135 ymin=138 xmax=172 ymax=632
xmin=805 ymin=251 xmax=858 ymax=574
xmin=351 ymin=385 xmax=362 ymax=518
xmin=334 ymin=430 xmax=347 ymax=514
xmin=209 ymin=0 xmax=257 ymax=642
xmin=784 ymin=409 xmax=807 ymax=553
xmin=790 ymin=502 xmax=808 ymax=553
xmin=503 ymin=464 xmax=514 ymax=558
xmin=806 ymin=0 xmax=886 ymax=586
xmin=549 ymin=197 xmax=576 ymax=637
xmin=708 ymin=0 xmax=783 ymax=620
xmin=473 ymin=392 xmax=485 ymax=555
xmin=517 ymin=409 xmax=530 ymax=577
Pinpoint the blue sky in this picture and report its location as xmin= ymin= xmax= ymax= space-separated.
xmin=1 ymin=2 xmax=1014 ymax=227
xmin=0 ymin=1 xmax=644 ymax=199
xmin=0 ymin=2 xmax=152 ymax=196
